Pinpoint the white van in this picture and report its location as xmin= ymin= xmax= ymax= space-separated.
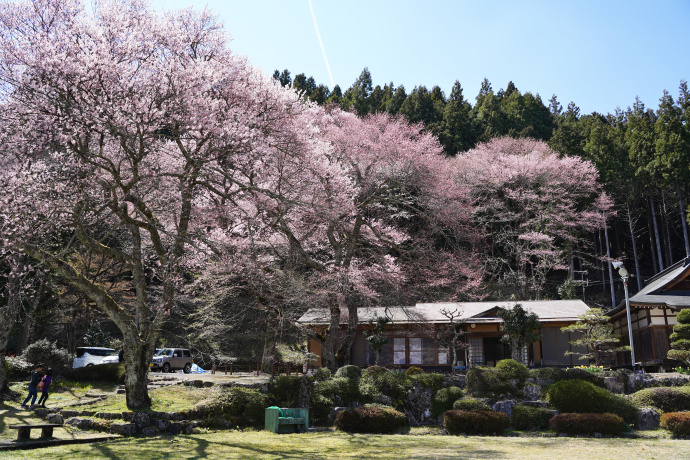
xmin=72 ymin=347 xmax=116 ymax=368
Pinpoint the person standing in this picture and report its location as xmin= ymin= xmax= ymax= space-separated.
xmin=37 ymin=368 xmax=52 ymax=407
xmin=21 ymin=364 xmax=43 ymax=408
xmin=118 ymin=348 xmax=124 ymax=363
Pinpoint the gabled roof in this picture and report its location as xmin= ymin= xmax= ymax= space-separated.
xmin=297 ymin=299 xmax=589 ymax=325
xmin=610 ymin=257 xmax=690 ymax=316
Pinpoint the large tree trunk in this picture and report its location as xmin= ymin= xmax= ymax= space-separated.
xmin=0 ymin=258 xmax=23 ymax=392
xmin=678 ymin=182 xmax=690 ymax=259
xmin=321 ymin=295 xmax=340 ymax=372
xmin=16 ymin=273 xmax=46 ymax=354
xmin=626 ymin=202 xmax=643 ymax=292
xmin=335 ymin=298 xmax=358 ymax=367
xmin=650 ymin=196 xmax=665 ymax=271
xmin=647 ymin=213 xmax=659 ymax=274
xmin=662 ymin=192 xmax=674 ymax=266
xmin=122 ymin=340 xmax=156 ymax=410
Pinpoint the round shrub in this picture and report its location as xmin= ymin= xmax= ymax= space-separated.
xmin=452 ymin=398 xmax=491 ymax=412
xmin=466 ymin=367 xmax=515 ymax=398
xmin=677 ymin=309 xmax=690 ymax=323
xmin=408 ymin=372 xmax=446 ymax=392
xmin=404 ymin=366 xmax=424 ymax=377
xmin=495 ymin=359 xmax=528 ymax=386
xmin=359 ymin=367 xmax=408 ymax=404
xmin=511 ymin=405 xmax=553 ymax=431
xmin=430 ymin=386 xmax=464 ymax=418
xmin=631 ymin=387 xmax=690 ymax=413
xmin=334 ymin=405 xmax=407 ymax=434
xmin=528 ymin=367 xmax=567 ymax=384
xmin=189 ymin=387 xmax=268 ymax=427
xmin=545 ymin=379 xmax=638 ymax=424
xmin=22 ymin=339 xmax=70 ymax=369
xmin=564 ymin=368 xmax=605 ymax=388
xmin=660 ymin=412 xmax=690 ymax=436
xmin=269 ymin=375 xmax=302 ymax=407
xmin=335 ymin=365 xmax=362 ymax=380
xmin=311 ymin=367 xmax=331 ymax=382
xmin=550 ymin=413 xmax=625 ymax=436
xmin=444 ymin=410 xmax=510 ymax=435
xmin=314 ymin=377 xmax=361 ymax=406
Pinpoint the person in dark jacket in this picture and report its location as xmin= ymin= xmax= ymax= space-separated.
xmin=37 ymin=368 xmax=52 ymax=406
xmin=21 ymin=364 xmax=43 ymax=407
xmin=118 ymin=348 xmax=124 ymax=363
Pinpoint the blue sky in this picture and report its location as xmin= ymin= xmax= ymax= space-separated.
xmin=151 ymin=0 xmax=690 ymax=116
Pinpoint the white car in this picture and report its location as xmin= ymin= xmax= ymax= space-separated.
xmin=72 ymin=347 xmax=115 ymax=368
xmin=100 ymin=353 xmax=120 ymax=365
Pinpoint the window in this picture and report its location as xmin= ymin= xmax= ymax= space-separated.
xmin=423 ymin=337 xmax=436 ymax=365
xmin=393 ymin=338 xmax=406 ymax=364
xmin=409 ymin=338 xmax=422 ymax=365
xmin=468 ymin=338 xmax=483 ymax=366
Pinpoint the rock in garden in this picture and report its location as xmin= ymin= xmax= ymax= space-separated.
xmin=604 ymin=376 xmax=625 ymax=394
xmin=141 ymin=426 xmax=160 ymax=437
xmin=46 ymin=413 xmax=64 ymax=425
xmin=156 ymin=419 xmax=171 ymax=431
xmin=110 ymin=423 xmax=136 ymax=436
xmin=123 ymin=411 xmax=151 ymax=428
xmin=66 ymin=417 xmax=94 ymax=430
xmin=523 ymin=384 xmax=542 ymax=401
xmin=492 ymin=400 xmax=516 ymax=418
xmin=637 ymin=408 xmax=660 ymax=430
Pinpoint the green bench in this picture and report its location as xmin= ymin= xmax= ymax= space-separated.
xmin=265 ymin=407 xmax=309 ymax=433
xmin=9 ymin=424 xmax=62 ymax=441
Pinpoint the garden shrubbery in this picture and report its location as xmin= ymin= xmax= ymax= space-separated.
xmin=430 ymin=386 xmax=464 ymax=418
xmin=630 ymin=387 xmax=690 ymax=413
xmin=408 ymin=372 xmax=446 ymax=392
xmin=359 ymin=366 xmax=408 ymax=405
xmin=335 ymin=365 xmax=362 ymax=380
xmin=269 ymin=375 xmax=302 ymax=407
xmin=334 ymin=405 xmax=407 ymax=434
xmin=511 ymin=405 xmax=553 ymax=431
xmin=452 ymin=398 xmax=491 ymax=412
xmin=660 ymin=412 xmax=690 ymax=436
xmin=466 ymin=367 xmax=516 ymax=398
xmin=495 ymin=359 xmax=528 ymax=386
xmin=545 ymin=379 xmax=638 ymax=424
xmin=188 ymin=387 xmax=267 ymax=427
xmin=444 ymin=410 xmax=510 ymax=435
xmin=550 ymin=413 xmax=625 ymax=436
xmin=22 ymin=339 xmax=70 ymax=369
xmin=527 ymin=366 xmax=605 ymax=387
xmin=404 ymin=366 xmax=424 ymax=377
xmin=63 ymin=363 xmax=125 ymax=383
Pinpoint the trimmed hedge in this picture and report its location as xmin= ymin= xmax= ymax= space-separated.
xmin=430 ymin=386 xmax=464 ymax=418
xmin=404 ymin=366 xmax=424 ymax=377
xmin=334 ymin=405 xmax=407 ymax=434
xmin=335 ymin=365 xmax=362 ymax=380
xmin=359 ymin=366 xmax=408 ymax=404
xmin=527 ymin=367 xmax=606 ymax=388
xmin=660 ymin=412 xmax=690 ymax=436
xmin=408 ymin=372 xmax=446 ymax=392
xmin=62 ymin=363 xmax=125 ymax=383
xmin=631 ymin=387 xmax=690 ymax=413
xmin=550 ymin=413 xmax=625 ymax=436
xmin=528 ymin=367 xmax=567 ymax=383
xmin=511 ymin=405 xmax=553 ymax=431
xmin=188 ymin=387 xmax=267 ymax=427
xmin=495 ymin=359 xmax=528 ymax=386
xmin=466 ymin=367 xmax=516 ymax=398
xmin=311 ymin=376 xmax=362 ymax=423
xmin=269 ymin=375 xmax=302 ymax=407
xmin=444 ymin=410 xmax=510 ymax=435
xmin=545 ymin=379 xmax=638 ymax=424
xmin=452 ymin=398 xmax=491 ymax=412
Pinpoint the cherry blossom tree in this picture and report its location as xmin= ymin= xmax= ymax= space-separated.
xmin=452 ymin=137 xmax=610 ymax=299
xmin=0 ymin=0 xmax=318 ymax=408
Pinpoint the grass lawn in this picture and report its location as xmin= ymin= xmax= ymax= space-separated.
xmin=74 ymin=385 xmax=212 ymax=413
xmin=1 ymin=430 xmax=688 ymax=459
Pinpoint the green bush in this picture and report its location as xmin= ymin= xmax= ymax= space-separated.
xmin=550 ymin=413 xmax=625 ymax=436
xmin=430 ymin=386 xmax=464 ymax=418
xmin=677 ymin=309 xmax=690 ymax=323
xmin=466 ymin=367 xmax=516 ymax=398
xmin=660 ymin=412 xmax=690 ymax=436
xmin=269 ymin=375 xmax=302 ymax=407
xmin=22 ymin=339 xmax=70 ymax=369
xmin=334 ymin=405 xmax=407 ymax=434
xmin=63 ymin=363 xmax=125 ymax=383
xmin=452 ymin=398 xmax=491 ymax=412
xmin=311 ymin=367 xmax=331 ymax=382
xmin=359 ymin=366 xmax=408 ymax=404
xmin=335 ymin=365 xmax=362 ymax=380
xmin=564 ymin=368 xmax=605 ymax=388
xmin=404 ymin=366 xmax=424 ymax=377
xmin=511 ymin=405 xmax=553 ymax=431
xmin=545 ymin=379 xmax=638 ymax=424
xmin=630 ymin=387 xmax=690 ymax=413
xmin=3 ymin=356 xmax=33 ymax=379
xmin=314 ymin=377 xmax=361 ymax=406
xmin=495 ymin=359 xmax=528 ymax=387
xmin=528 ymin=367 xmax=567 ymax=383
xmin=444 ymin=410 xmax=510 ymax=435
xmin=188 ymin=387 xmax=267 ymax=427
xmin=408 ymin=372 xmax=446 ymax=392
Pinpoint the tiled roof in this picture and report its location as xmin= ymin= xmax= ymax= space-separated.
xmin=297 ymin=299 xmax=590 ymax=325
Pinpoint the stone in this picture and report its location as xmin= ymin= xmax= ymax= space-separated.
xmin=594 ymin=432 xmax=602 ymax=438
xmin=141 ymin=426 xmax=160 ymax=437
xmin=203 ymin=381 xmax=214 ymax=388
xmin=123 ymin=411 xmax=151 ymax=428
xmin=328 ymin=407 xmax=346 ymax=425
xmin=519 ymin=401 xmax=549 ymax=408
xmin=523 ymin=384 xmax=542 ymax=401
xmin=46 ymin=413 xmax=64 ymax=425
xmin=33 ymin=408 xmax=50 ymax=417
xmin=403 ymin=382 xmax=433 ymax=427
xmin=604 ymin=376 xmax=625 ymax=394
xmin=155 ymin=419 xmax=171 ymax=431
xmin=116 ymin=389 xmax=126 ymax=394
xmin=627 ymin=373 xmax=654 ymax=393
xmin=95 ymin=412 xmax=123 ymax=420
xmin=110 ymin=422 xmax=137 ymax=436
xmin=60 ymin=410 xmax=81 ymax=418
xmin=168 ymin=421 xmax=193 ymax=435
xmin=66 ymin=417 xmax=94 ymax=430
xmin=492 ymin=400 xmax=516 ymax=419
xmin=637 ymin=408 xmax=660 ymax=430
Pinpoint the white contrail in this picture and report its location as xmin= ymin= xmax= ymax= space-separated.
xmin=308 ymin=0 xmax=335 ymax=89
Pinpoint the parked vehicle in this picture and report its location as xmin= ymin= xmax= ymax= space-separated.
xmin=150 ymin=348 xmax=193 ymax=373
xmin=99 ymin=353 xmax=120 ymax=365
xmin=72 ymin=347 xmax=115 ymax=369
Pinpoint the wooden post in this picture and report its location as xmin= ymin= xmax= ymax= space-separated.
xmin=230 ymin=363 xmax=233 ymax=375
xmin=287 ymin=363 xmax=290 ymax=376
xmin=256 ymin=362 xmax=260 ymax=375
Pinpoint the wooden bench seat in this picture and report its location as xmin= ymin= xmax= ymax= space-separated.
xmin=8 ymin=424 xmax=62 ymax=441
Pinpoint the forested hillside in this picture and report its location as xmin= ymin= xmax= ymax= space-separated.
xmin=275 ymin=67 xmax=690 ymax=310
